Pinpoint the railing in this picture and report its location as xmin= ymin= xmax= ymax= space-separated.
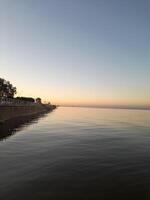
xmin=0 ymin=97 xmax=37 ymax=106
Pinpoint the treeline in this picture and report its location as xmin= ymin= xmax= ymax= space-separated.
xmin=0 ymin=78 xmax=41 ymax=103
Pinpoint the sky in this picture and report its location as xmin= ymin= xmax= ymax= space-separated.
xmin=0 ymin=0 xmax=150 ymax=107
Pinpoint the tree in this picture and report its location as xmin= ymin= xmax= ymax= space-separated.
xmin=36 ymin=98 xmax=42 ymax=104
xmin=0 ymin=78 xmax=17 ymax=98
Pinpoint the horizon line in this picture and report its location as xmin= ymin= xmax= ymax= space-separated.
xmin=59 ymin=104 xmax=150 ymax=111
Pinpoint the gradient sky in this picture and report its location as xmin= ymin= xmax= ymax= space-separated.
xmin=1 ymin=0 xmax=150 ymax=106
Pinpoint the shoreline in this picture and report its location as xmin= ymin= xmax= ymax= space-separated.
xmin=0 ymin=104 xmax=56 ymax=124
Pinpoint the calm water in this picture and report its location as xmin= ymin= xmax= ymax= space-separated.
xmin=0 ymin=107 xmax=150 ymax=200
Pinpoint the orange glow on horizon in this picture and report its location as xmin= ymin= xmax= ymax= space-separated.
xmin=14 ymin=81 xmax=150 ymax=108
xmin=46 ymin=97 xmax=150 ymax=107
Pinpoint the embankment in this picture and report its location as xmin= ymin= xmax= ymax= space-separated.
xmin=0 ymin=104 xmax=56 ymax=123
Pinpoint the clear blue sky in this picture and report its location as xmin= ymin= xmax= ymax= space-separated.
xmin=1 ymin=0 xmax=150 ymax=106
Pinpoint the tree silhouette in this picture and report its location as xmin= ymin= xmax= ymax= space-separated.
xmin=0 ymin=78 xmax=17 ymax=98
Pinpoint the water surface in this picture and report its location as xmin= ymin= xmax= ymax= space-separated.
xmin=0 ymin=107 xmax=150 ymax=200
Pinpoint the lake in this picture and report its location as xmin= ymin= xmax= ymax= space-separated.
xmin=0 ymin=107 xmax=150 ymax=200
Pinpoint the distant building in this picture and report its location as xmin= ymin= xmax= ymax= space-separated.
xmin=16 ymin=97 xmax=35 ymax=103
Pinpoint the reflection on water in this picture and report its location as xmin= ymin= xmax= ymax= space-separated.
xmin=0 ymin=112 xmax=51 ymax=141
xmin=0 ymin=107 xmax=150 ymax=200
